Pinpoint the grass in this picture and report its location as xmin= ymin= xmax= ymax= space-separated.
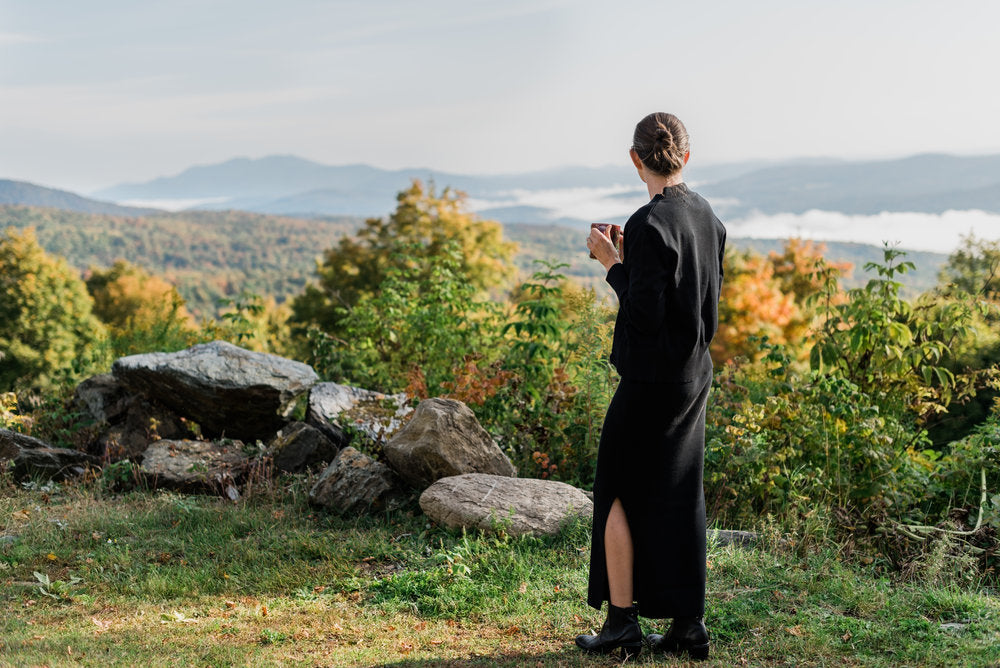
xmin=1 ymin=473 xmax=998 ymax=667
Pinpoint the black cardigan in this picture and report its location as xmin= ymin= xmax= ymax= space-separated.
xmin=605 ymin=183 xmax=726 ymax=383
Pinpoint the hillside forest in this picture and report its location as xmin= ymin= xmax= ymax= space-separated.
xmin=2 ymin=179 xmax=1000 ymax=586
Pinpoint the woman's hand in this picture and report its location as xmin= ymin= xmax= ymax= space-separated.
xmin=587 ymin=227 xmax=622 ymax=271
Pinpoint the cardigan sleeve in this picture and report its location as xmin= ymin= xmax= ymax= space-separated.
xmin=605 ymin=223 xmax=672 ymax=335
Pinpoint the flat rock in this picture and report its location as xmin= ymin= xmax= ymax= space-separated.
xmin=12 ymin=446 xmax=100 ymax=482
xmin=309 ymin=446 xmax=407 ymax=515
xmin=420 ymin=473 xmax=592 ymax=536
xmin=306 ymin=382 xmax=411 ymax=448
xmin=112 ymin=341 xmax=318 ymax=441
xmin=708 ymin=529 xmax=762 ymax=549
xmin=0 ymin=427 xmax=45 ymax=461
xmin=384 ymin=398 xmax=515 ymax=489
xmin=140 ymin=438 xmax=249 ymax=491
xmin=268 ymin=421 xmax=339 ymax=472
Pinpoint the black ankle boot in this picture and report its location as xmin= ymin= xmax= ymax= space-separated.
xmin=646 ymin=615 xmax=710 ymax=661
xmin=575 ymin=603 xmax=642 ymax=658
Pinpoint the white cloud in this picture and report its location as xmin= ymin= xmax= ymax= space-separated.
xmin=726 ymin=209 xmax=1000 ymax=253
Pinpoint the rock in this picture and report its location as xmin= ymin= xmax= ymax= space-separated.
xmin=96 ymin=395 xmax=195 ymax=462
xmin=2 ymin=428 xmax=98 ymax=480
xmin=306 ymin=382 xmax=411 ymax=448
xmin=420 ymin=473 xmax=592 ymax=536
xmin=73 ymin=374 xmax=130 ymax=424
xmin=708 ymin=529 xmax=762 ymax=549
xmin=139 ymin=438 xmax=249 ymax=492
xmin=13 ymin=447 xmax=100 ymax=481
xmin=112 ymin=341 xmax=318 ymax=441
xmin=268 ymin=421 xmax=339 ymax=473
xmin=309 ymin=447 xmax=407 ymax=515
xmin=384 ymin=398 xmax=515 ymax=489
xmin=0 ymin=427 xmax=43 ymax=461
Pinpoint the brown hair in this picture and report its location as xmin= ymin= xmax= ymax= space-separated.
xmin=632 ymin=112 xmax=689 ymax=177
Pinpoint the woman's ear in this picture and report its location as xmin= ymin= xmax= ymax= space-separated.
xmin=629 ymin=148 xmax=646 ymax=182
xmin=683 ymin=150 xmax=690 ymax=166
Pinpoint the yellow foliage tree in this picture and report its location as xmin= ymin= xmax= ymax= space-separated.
xmin=0 ymin=227 xmax=108 ymax=391
xmin=291 ymin=179 xmax=517 ymax=335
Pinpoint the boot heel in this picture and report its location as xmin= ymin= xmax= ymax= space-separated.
xmin=688 ymin=642 xmax=709 ymax=660
xmin=620 ymin=642 xmax=642 ymax=660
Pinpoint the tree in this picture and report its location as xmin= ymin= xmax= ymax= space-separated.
xmin=86 ymin=261 xmax=195 ymax=331
xmin=0 ymin=227 xmax=108 ymax=391
xmin=290 ymin=180 xmax=517 ymax=335
xmin=938 ymin=233 xmax=1000 ymax=302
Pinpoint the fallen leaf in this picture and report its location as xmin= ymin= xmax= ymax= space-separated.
xmin=32 ymin=634 xmax=45 ymax=641
xmin=399 ymin=641 xmax=414 ymax=653
xmin=430 ymin=639 xmax=444 ymax=645
xmin=12 ymin=510 xmax=29 ymax=520
xmin=518 ymin=582 xmax=528 ymax=594
xmin=91 ymin=618 xmax=112 ymax=631
xmin=260 ymin=604 xmax=268 ymax=616
xmin=224 ymin=600 xmax=238 ymax=609
xmin=785 ymin=625 xmax=804 ymax=637
xmin=413 ymin=621 xmax=427 ymax=631
xmin=842 ymin=630 xmax=852 ymax=642
xmin=706 ymin=560 xmax=713 ymax=569
xmin=386 ymin=625 xmax=396 ymax=632
xmin=553 ymin=585 xmax=561 ymax=593
xmin=573 ymin=614 xmax=583 ymax=624
xmin=46 ymin=553 xmax=57 ymax=561
xmin=504 ymin=625 xmax=520 ymax=636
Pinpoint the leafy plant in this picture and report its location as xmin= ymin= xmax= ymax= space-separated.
xmin=33 ymin=571 xmax=83 ymax=602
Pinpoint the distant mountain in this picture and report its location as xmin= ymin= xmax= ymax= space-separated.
xmin=94 ymin=155 xmax=642 ymax=216
xmin=90 ymin=152 xmax=1000 ymax=221
xmin=0 ymin=179 xmax=155 ymax=217
xmin=699 ymin=153 xmax=1000 ymax=217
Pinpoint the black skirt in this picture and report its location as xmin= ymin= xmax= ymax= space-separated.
xmin=586 ymin=373 xmax=710 ymax=619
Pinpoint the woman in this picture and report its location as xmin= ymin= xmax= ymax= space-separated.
xmin=576 ymin=112 xmax=726 ymax=661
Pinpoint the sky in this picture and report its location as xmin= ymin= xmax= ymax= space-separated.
xmin=2 ymin=0 xmax=1000 ymax=194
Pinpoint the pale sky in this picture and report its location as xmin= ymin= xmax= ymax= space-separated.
xmin=2 ymin=0 xmax=999 ymax=193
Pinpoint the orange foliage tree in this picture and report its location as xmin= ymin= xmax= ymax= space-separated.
xmin=712 ymin=239 xmax=850 ymax=364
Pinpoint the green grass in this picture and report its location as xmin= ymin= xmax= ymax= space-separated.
xmin=1 ymin=474 xmax=998 ymax=667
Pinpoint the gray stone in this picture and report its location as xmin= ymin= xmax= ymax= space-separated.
xmin=140 ymin=438 xmax=249 ymax=491
xmin=12 ymin=447 xmax=100 ymax=482
xmin=306 ymin=382 xmax=410 ymax=448
xmin=384 ymin=398 xmax=515 ymax=489
xmin=73 ymin=374 xmax=129 ymax=424
xmin=0 ymin=427 xmax=45 ymax=462
xmin=3 ymin=428 xmax=99 ymax=481
xmin=309 ymin=446 xmax=407 ymax=515
xmin=268 ymin=421 xmax=339 ymax=472
xmin=420 ymin=473 xmax=592 ymax=536
xmin=708 ymin=529 xmax=762 ymax=549
xmin=97 ymin=395 xmax=195 ymax=462
xmin=112 ymin=341 xmax=318 ymax=441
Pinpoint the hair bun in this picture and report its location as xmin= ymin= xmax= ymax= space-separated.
xmin=654 ymin=126 xmax=673 ymax=147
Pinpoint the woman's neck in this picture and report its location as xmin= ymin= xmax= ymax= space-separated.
xmin=644 ymin=169 xmax=684 ymax=199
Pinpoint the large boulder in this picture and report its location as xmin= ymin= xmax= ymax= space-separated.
xmin=306 ymin=382 xmax=410 ymax=448
xmin=73 ymin=374 xmax=130 ymax=424
xmin=112 ymin=341 xmax=318 ymax=441
xmin=383 ymin=398 xmax=515 ymax=489
xmin=140 ymin=438 xmax=249 ymax=492
xmin=309 ymin=447 xmax=407 ymax=515
xmin=420 ymin=473 xmax=593 ymax=536
xmin=1 ymin=428 xmax=99 ymax=481
xmin=268 ymin=421 xmax=339 ymax=473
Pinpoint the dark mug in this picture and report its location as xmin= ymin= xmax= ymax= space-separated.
xmin=589 ymin=223 xmax=622 ymax=259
